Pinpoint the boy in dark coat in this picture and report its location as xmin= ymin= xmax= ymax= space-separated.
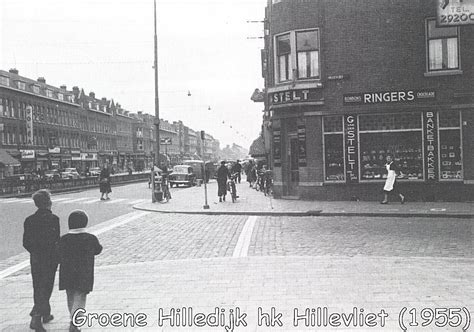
xmin=58 ymin=210 xmax=102 ymax=332
xmin=23 ymin=189 xmax=60 ymax=332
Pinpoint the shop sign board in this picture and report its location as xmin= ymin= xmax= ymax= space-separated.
xmin=25 ymin=106 xmax=33 ymax=145
xmin=423 ymin=111 xmax=439 ymax=182
xmin=269 ymin=88 xmax=321 ymax=106
xmin=20 ymin=149 xmax=35 ymax=160
xmin=344 ymin=115 xmax=359 ymax=183
xmin=71 ymin=150 xmax=82 ymax=161
xmin=273 ymin=129 xmax=281 ymax=167
xmin=297 ymin=124 xmax=307 ymax=166
xmin=437 ymin=0 xmax=474 ymax=26
xmin=343 ymin=90 xmax=436 ymax=105
xmin=80 ymin=153 xmax=98 ymax=161
xmin=48 ymin=147 xmax=61 ymax=154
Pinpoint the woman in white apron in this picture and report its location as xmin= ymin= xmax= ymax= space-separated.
xmin=381 ymin=155 xmax=405 ymax=204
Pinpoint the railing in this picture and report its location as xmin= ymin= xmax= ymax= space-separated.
xmin=0 ymin=172 xmax=150 ymax=196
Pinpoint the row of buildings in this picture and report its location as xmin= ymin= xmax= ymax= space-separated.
xmin=258 ymin=0 xmax=474 ymax=201
xmin=0 ymin=68 xmax=221 ymax=178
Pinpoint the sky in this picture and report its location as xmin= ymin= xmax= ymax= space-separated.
xmin=0 ymin=0 xmax=267 ymax=149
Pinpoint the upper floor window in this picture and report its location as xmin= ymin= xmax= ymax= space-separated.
xmin=46 ymin=89 xmax=53 ymax=98
xmin=276 ymin=34 xmax=292 ymax=82
xmin=33 ymin=85 xmax=40 ymax=94
xmin=17 ymin=81 xmax=26 ymax=90
xmin=426 ymin=19 xmax=459 ymax=72
xmin=275 ymin=29 xmax=320 ymax=83
xmin=0 ymin=76 xmax=9 ymax=86
xmin=296 ymin=30 xmax=320 ymax=79
xmin=58 ymin=93 xmax=64 ymax=101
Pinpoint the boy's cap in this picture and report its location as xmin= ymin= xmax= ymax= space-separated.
xmin=68 ymin=210 xmax=89 ymax=229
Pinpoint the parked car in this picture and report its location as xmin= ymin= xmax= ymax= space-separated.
xmin=43 ymin=169 xmax=61 ymax=179
xmin=61 ymin=168 xmax=81 ymax=179
xmin=168 ymin=165 xmax=196 ymax=187
xmin=89 ymin=167 xmax=101 ymax=177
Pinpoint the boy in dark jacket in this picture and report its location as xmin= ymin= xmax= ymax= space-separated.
xmin=23 ymin=189 xmax=60 ymax=332
xmin=58 ymin=210 xmax=102 ymax=332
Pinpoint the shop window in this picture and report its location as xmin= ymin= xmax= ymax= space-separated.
xmin=0 ymin=98 xmax=3 ymax=117
xmin=439 ymin=111 xmax=462 ymax=180
xmin=296 ymin=30 xmax=319 ymax=79
xmin=426 ymin=19 xmax=459 ymax=72
xmin=323 ymin=116 xmax=344 ymax=181
xmin=276 ymin=33 xmax=292 ymax=82
xmin=359 ymin=113 xmax=423 ymax=181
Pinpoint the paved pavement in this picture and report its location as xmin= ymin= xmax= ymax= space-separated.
xmin=135 ymin=180 xmax=474 ymax=218
xmin=0 ymin=182 xmax=472 ymax=331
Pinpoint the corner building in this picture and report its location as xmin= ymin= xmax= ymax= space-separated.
xmin=265 ymin=0 xmax=474 ymax=201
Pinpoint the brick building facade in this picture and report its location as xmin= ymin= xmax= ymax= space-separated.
xmin=0 ymin=69 xmax=221 ymax=177
xmin=264 ymin=0 xmax=474 ymax=201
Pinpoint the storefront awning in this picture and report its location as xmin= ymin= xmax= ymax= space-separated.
xmin=0 ymin=149 xmax=20 ymax=166
xmin=249 ymin=136 xmax=266 ymax=157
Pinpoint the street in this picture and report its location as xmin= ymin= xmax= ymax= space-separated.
xmin=0 ymin=181 xmax=472 ymax=331
xmin=0 ymin=181 xmax=180 ymax=260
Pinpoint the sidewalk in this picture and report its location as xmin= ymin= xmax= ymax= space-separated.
xmin=135 ymin=180 xmax=474 ymax=218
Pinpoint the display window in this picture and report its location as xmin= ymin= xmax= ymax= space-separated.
xmin=360 ymin=131 xmax=423 ymax=180
xmin=439 ymin=111 xmax=462 ymax=180
xmin=323 ymin=116 xmax=344 ymax=182
xmin=322 ymin=111 xmax=463 ymax=183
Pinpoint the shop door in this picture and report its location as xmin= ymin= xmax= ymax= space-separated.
xmin=288 ymin=137 xmax=299 ymax=196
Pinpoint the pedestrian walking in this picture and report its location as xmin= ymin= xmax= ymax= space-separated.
xmin=232 ymin=160 xmax=242 ymax=183
xmin=217 ymin=160 xmax=229 ymax=202
xmin=99 ymin=166 xmax=111 ymax=200
xmin=23 ymin=189 xmax=60 ymax=332
xmin=381 ymin=155 xmax=405 ymax=204
xmin=58 ymin=210 xmax=103 ymax=332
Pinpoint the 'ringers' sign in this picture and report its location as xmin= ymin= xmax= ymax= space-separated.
xmin=343 ymin=90 xmax=436 ymax=105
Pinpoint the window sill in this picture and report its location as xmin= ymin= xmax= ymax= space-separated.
xmin=424 ymin=69 xmax=463 ymax=77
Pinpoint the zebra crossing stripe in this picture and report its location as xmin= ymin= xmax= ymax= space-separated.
xmin=104 ymin=198 xmax=127 ymax=204
xmin=83 ymin=199 xmax=100 ymax=204
xmin=0 ymin=211 xmax=151 ymax=280
xmin=129 ymin=199 xmax=147 ymax=205
xmin=60 ymin=197 xmax=92 ymax=203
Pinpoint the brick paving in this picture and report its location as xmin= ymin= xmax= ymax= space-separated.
xmin=249 ymin=216 xmax=473 ymax=258
xmin=0 ymin=182 xmax=473 ymax=331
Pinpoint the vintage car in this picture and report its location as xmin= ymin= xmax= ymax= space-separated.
xmin=61 ymin=168 xmax=81 ymax=179
xmin=43 ymin=169 xmax=61 ymax=179
xmin=168 ymin=165 xmax=196 ymax=187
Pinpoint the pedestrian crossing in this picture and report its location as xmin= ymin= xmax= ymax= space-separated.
xmin=0 ymin=197 xmax=149 ymax=206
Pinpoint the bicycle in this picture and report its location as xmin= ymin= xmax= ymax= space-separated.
xmin=227 ymin=172 xmax=239 ymax=203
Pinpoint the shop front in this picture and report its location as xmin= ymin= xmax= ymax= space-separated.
xmin=20 ymin=149 xmax=36 ymax=173
xmin=71 ymin=150 xmax=82 ymax=171
xmin=36 ymin=150 xmax=49 ymax=171
xmin=81 ymin=152 xmax=98 ymax=169
xmin=272 ymin=88 xmax=474 ymax=201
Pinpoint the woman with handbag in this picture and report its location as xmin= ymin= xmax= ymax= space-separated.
xmin=99 ymin=166 xmax=111 ymax=200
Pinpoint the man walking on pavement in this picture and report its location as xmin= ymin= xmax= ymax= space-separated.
xmin=232 ymin=160 xmax=242 ymax=184
xmin=23 ymin=189 xmax=60 ymax=332
xmin=217 ymin=160 xmax=229 ymax=202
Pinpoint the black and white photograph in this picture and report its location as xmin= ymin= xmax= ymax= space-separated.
xmin=0 ymin=0 xmax=473 ymax=331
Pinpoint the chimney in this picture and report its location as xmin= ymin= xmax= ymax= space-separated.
xmin=89 ymin=92 xmax=95 ymax=98
xmin=9 ymin=68 xmax=19 ymax=75
xmin=37 ymin=77 xmax=46 ymax=83
xmin=138 ymin=111 xmax=143 ymax=115
xmin=60 ymin=85 xmax=67 ymax=90
xmin=101 ymin=97 xmax=107 ymax=102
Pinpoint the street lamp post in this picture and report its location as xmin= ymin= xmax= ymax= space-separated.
xmin=152 ymin=0 xmax=161 ymax=203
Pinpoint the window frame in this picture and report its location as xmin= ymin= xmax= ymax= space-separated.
xmin=296 ymin=29 xmax=320 ymax=80
xmin=274 ymin=29 xmax=321 ymax=84
xmin=275 ymin=32 xmax=292 ymax=83
xmin=425 ymin=17 xmax=461 ymax=74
